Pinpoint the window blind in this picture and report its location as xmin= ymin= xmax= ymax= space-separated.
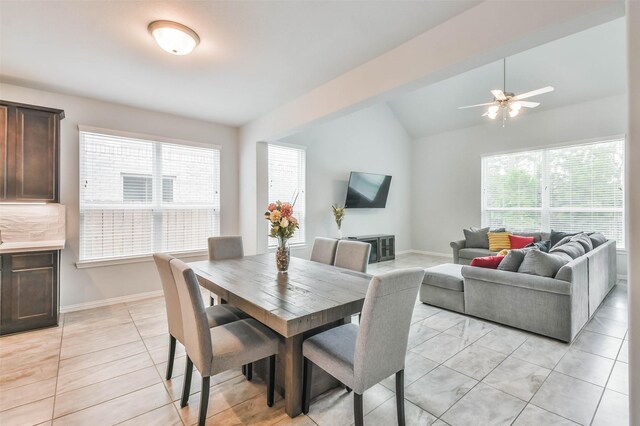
xmin=267 ymin=144 xmax=306 ymax=246
xmin=482 ymin=139 xmax=625 ymax=248
xmin=79 ymin=130 xmax=220 ymax=262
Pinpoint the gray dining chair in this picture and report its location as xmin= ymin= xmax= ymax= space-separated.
xmin=310 ymin=237 xmax=339 ymax=265
xmin=170 ymin=258 xmax=280 ymax=426
xmin=207 ymin=236 xmax=244 ymax=306
xmin=334 ymin=240 xmax=371 ymax=273
xmin=301 ymin=268 xmax=426 ymax=426
xmin=153 ymin=253 xmax=249 ymax=382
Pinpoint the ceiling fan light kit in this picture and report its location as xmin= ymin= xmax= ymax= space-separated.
xmin=459 ymin=58 xmax=554 ymax=126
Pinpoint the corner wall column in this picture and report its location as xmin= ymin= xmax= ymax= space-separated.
xmin=626 ymin=2 xmax=639 ymax=425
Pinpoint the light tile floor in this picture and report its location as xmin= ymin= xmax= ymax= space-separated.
xmin=0 ymin=254 xmax=629 ymax=425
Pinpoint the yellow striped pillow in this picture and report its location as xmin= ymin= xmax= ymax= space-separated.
xmin=488 ymin=232 xmax=512 ymax=252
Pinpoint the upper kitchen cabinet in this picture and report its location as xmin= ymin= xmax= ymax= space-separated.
xmin=0 ymin=100 xmax=64 ymax=202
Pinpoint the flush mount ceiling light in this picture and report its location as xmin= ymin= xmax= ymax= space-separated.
xmin=458 ymin=58 xmax=554 ymax=126
xmin=148 ymin=20 xmax=200 ymax=55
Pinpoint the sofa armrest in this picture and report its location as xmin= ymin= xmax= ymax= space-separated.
xmin=461 ymin=266 xmax=571 ymax=295
xmin=450 ymin=239 xmax=466 ymax=264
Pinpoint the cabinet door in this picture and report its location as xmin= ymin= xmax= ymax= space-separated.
xmin=0 ymin=105 xmax=7 ymax=200
xmin=0 ymin=251 xmax=59 ymax=335
xmin=14 ymin=108 xmax=58 ymax=201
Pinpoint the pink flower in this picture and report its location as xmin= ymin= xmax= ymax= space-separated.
xmin=280 ymin=203 xmax=293 ymax=218
xmin=267 ymin=203 xmax=277 ymax=212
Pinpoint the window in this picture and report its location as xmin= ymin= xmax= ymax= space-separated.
xmin=482 ymin=138 xmax=625 ymax=248
xmin=267 ymin=144 xmax=306 ymax=246
xmin=79 ymin=129 xmax=220 ymax=262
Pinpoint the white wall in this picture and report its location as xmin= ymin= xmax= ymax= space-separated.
xmin=280 ymin=103 xmax=412 ymax=258
xmin=0 ymin=83 xmax=239 ymax=309
xmin=411 ymin=94 xmax=628 ymax=275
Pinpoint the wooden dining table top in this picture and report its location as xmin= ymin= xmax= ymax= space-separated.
xmin=188 ymin=254 xmax=372 ymax=338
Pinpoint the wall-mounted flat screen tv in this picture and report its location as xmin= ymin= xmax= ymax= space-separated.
xmin=345 ymin=172 xmax=392 ymax=208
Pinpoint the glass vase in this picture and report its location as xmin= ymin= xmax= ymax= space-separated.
xmin=276 ymin=238 xmax=290 ymax=273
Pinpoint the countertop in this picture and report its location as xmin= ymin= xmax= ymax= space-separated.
xmin=0 ymin=240 xmax=65 ymax=254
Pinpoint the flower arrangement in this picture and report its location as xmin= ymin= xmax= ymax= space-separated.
xmin=265 ymin=201 xmax=299 ymax=242
xmin=332 ymin=204 xmax=345 ymax=230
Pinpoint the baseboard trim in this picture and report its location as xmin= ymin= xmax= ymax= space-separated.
xmin=617 ymin=274 xmax=628 ymax=282
xmin=60 ymin=290 xmax=164 ymax=313
xmin=405 ymin=249 xmax=453 ymax=259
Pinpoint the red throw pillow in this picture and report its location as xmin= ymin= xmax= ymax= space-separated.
xmin=470 ymin=255 xmax=505 ymax=269
xmin=509 ymin=234 xmax=535 ymax=249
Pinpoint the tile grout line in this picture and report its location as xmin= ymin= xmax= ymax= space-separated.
xmin=50 ymin=314 xmax=66 ymax=423
xmin=588 ymin=329 xmax=626 ymax=426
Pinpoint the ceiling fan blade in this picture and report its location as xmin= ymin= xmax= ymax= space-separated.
xmin=514 ymin=86 xmax=554 ymax=100
xmin=458 ymin=102 xmax=496 ymax=109
xmin=519 ymin=101 xmax=540 ymax=108
xmin=491 ymin=90 xmax=507 ymax=101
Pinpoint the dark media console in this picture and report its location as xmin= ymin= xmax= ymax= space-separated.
xmin=346 ymin=234 xmax=395 ymax=264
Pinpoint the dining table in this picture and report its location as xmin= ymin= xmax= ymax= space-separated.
xmin=188 ymin=253 xmax=372 ymax=417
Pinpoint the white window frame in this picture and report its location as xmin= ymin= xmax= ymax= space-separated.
xmin=267 ymin=142 xmax=306 ymax=248
xmin=76 ymin=125 xmax=221 ymax=268
xmin=481 ymin=136 xmax=626 ymax=249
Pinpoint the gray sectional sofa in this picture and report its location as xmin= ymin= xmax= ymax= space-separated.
xmin=420 ymin=232 xmax=616 ymax=342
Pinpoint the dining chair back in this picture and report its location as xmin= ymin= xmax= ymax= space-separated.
xmin=310 ymin=237 xmax=339 ymax=265
xmin=153 ymin=253 xmax=184 ymax=343
xmin=334 ymin=240 xmax=371 ymax=273
xmin=208 ymin=236 xmax=244 ymax=260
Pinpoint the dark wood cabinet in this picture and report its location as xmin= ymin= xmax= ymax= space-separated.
xmin=346 ymin=234 xmax=396 ymax=264
xmin=0 ymin=251 xmax=60 ymax=335
xmin=0 ymin=100 xmax=63 ymax=202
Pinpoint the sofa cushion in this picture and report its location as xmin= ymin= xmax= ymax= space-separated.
xmin=463 ymin=227 xmax=490 ymax=248
xmin=423 ymin=264 xmax=464 ymax=292
xmin=550 ymin=230 xmax=581 ymax=248
xmin=550 ymin=241 xmax=586 ymax=259
xmin=470 ymin=255 xmax=505 ymax=269
xmin=518 ymin=250 xmax=572 ymax=278
xmin=589 ymin=232 xmax=607 ymax=248
xmin=570 ymin=233 xmax=593 ymax=252
xmin=459 ymin=248 xmax=496 ymax=259
xmin=497 ymin=249 xmax=529 ymax=272
xmin=488 ymin=232 xmax=512 ymax=252
xmin=509 ymin=234 xmax=535 ymax=249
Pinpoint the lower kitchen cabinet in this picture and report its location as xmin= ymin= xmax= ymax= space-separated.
xmin=0 ymin=250 xmax=59 ymax=335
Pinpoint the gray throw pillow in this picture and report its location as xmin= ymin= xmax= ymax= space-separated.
xmin=551 ymin=235 xmax=572 ymax=249
xmin=570 ymin=233 xmax=593 ymax=252
xmin=550 ymin=230 xmax=581 ymax=248
xmin=463 ymin=227 xmax=490 ymax=249
xmin=589 ymin=232 xmax=607 ymax=248
xmin=518 ymin=250 xmax=571 ymax=278
xmin=550 ymin=241 xmax=586 ymax=259
xmin=497 ymin=249 xmax=528 ymax=272
xmin=531 ymin=240 xmax=551 ymax=252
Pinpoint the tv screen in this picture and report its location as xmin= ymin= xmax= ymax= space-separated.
xmin=345 ymin=172 xmax=392 ymax=208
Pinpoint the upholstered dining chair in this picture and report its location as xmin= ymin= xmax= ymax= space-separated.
xmin=310 ymin=237 xmax=339 ymax=265
xmin=301 ymin=268 xmax=425 ymax=426
xmin=153 ymin=253 xmax=249 ymax=382
xmin=334 ymin=240 xmax=371 ymax=273
xmin=207 ymin=236 xmax=244 ymax=306
xmin=170 ymin=258 xmax=280 ymax=426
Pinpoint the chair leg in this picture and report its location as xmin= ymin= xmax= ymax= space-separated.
xmin=198 ymin=376 xmax=210 ymax=426
xmin=267 ymin=355 xmax=276 ymax=407
xmin=245 ymin=362 xmax=253 ymax=381
xmin=345 ymin=385 xmax=352 ymax=393
xmin=165 ymin=335 xmax=177 ymax=380
xmin=302 ymin=358 xmax=313 ymax=414
xmin=354 ymin=393 xmax=364 ymax=426
xmin=396 ymin=369 xmax=405 ymax=426
xmin=180 ymin=356 xmax=194 ymax=408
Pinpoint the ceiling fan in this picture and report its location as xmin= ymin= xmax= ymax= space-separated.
xmin=458 ymin=58 xmax=554 ymax=125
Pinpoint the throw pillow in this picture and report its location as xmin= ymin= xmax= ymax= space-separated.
xmin=463 ymin=226 xmax=490 ymax=249
xmin=509 ymin=234 xmax=535 ymax=249
xmin=549 ymin=241 xmax=586 ymax=259
xmin=570 ymin=233 xmax=593 ymax=252
xmin=550 ymin=230 xmax=581 ymax=248
xmin=551 ymin=235 xmax=573 ymax=249
xmin=497 ymin=249 xmax=528 ymax=272
xmin=470 ymin=255 xmax=505 ymax=269
xmin=488 ymin=231 xmax=512 ymax=252
xmin=518 ymin=250 xmax=571 ymax=278
xmin=589 ymin=232 xmax=607 ymax=248
xmin=531 ymin=240 xmax=551 ymax=252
